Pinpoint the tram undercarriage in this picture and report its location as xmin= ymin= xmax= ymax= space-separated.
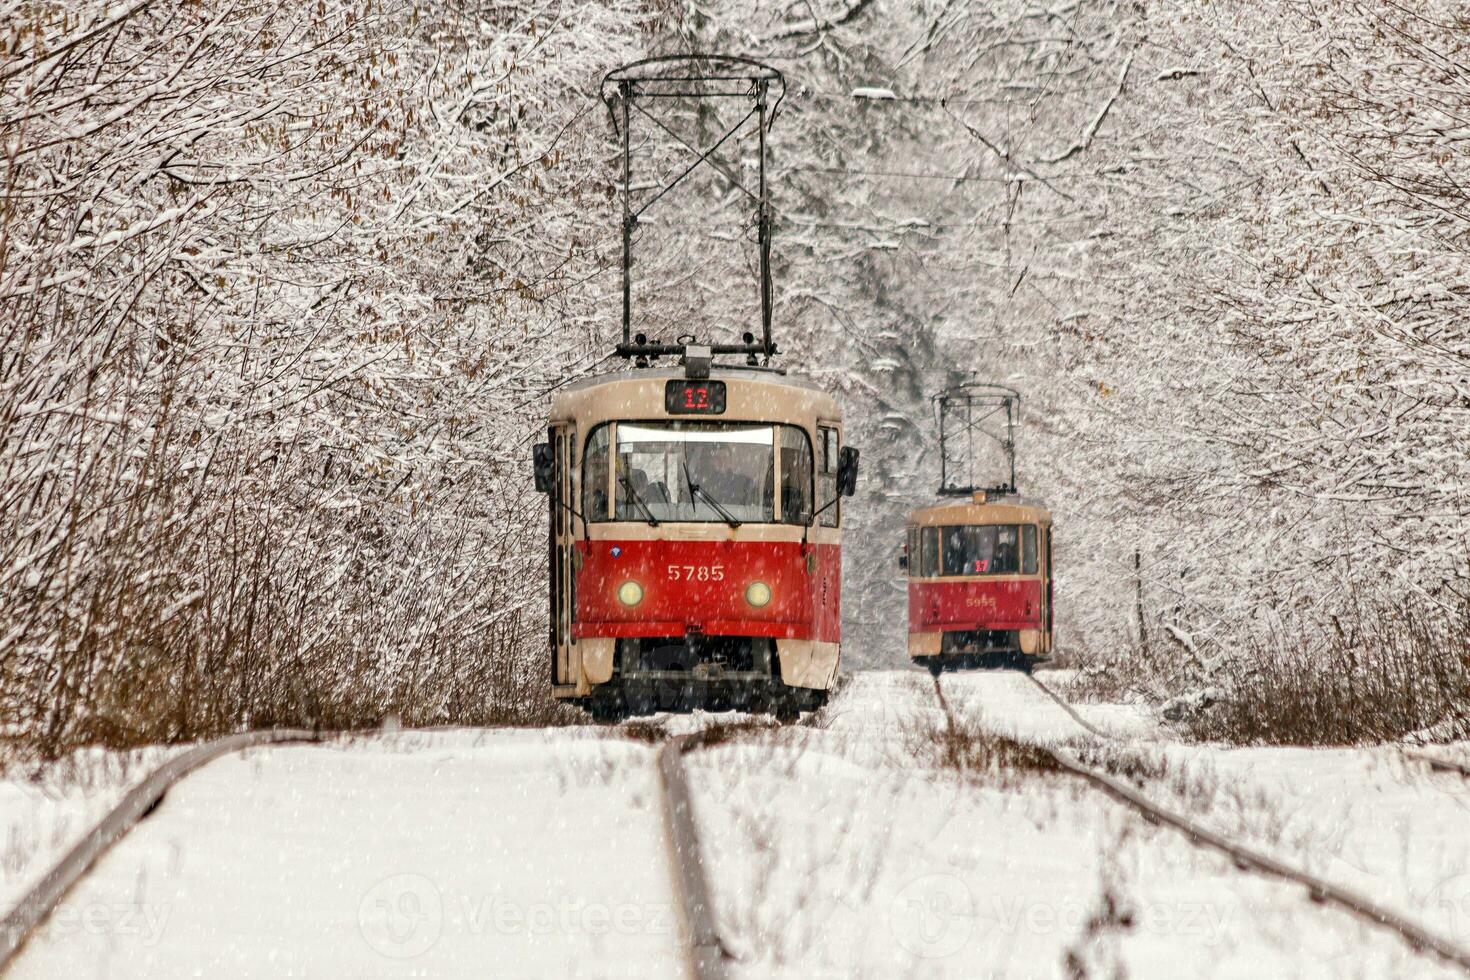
xmin=573 ymin=636 xmax=829 ymax=720
xmin=912 ymin=629 xmax=1048 ymax=675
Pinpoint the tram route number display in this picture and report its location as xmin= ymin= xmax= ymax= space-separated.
xmin=665 ymin=380 xmax=727 ymax=415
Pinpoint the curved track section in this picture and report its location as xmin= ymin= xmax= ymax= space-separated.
xmin=0 ymin=729 xmax=319 ymax=972
xmin=1023 ymin=672 xmax=1108 ymax=738
xmin=658 ymin=735 xmax=731 ymax=980
xmin=932 ymin=675 xmax=1470 ymax=975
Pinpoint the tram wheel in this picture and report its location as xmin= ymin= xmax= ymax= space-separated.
xmin=773 ymin=695 xmax=800 ymax=723
xmin=585 ymin=692 xmax=627 ymax=723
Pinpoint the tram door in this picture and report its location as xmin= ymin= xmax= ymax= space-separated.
xmin=1041 ymin=524 xmax=1054 ymax=650
xmin=549 ymin=424 xmax=576 ymax=684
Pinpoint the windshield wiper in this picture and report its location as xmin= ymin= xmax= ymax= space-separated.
xmin=682 ymin=462 xmax=741 ymax=528
xmin=618 ymin=472 xmax=660 ymax=526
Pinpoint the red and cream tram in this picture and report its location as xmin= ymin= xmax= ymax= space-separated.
xmin=904 ymin=493 xmax=1054 ymax=673
xmin=534 ymin=56 xmax=856 ymax=717
xmin=903 ymin=382 xmax=1053 ymax=672
xmin=534 ymin=358 xmax=857 ymax=718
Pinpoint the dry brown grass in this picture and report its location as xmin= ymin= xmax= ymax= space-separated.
xmin=910 ymin=689 xmax=1060 ymax=782
xmin=1183 ymin=600 xmax=1470 ymax=746
xmin=925 ymin=717 xmax=1061 ymax=776
xmin=680 ymin=717 xmax=788 ymax=751
xmin=619 ymin=721 xmax=669 ymax=744
xmin=1064 ymin=588 xmax=1470 ymax=747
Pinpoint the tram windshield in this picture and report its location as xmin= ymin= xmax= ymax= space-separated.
xmin=939 ymin=524 xmax=1038 ymax=576
xmin=583 ymin=422 xmax=813 ymax=525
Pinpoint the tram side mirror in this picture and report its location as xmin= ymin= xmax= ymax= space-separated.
xmin=837 ymin=446 xmax=859 ymax=497
xmin=533 ymin=442 xmax=553 ymax=493
xmin=898 ymin=551 xmax=908 ymax=570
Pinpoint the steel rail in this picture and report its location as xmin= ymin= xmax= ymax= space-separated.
xmin=0 ymin=729 xmax=320 ymax=973
xmin=657 ymin=735 xmax=732 ymax=980
xmin=932 ymin=676 xmax=1470 ymax=975
xmin=1023 ymin=671 xmax=1110 ymax=739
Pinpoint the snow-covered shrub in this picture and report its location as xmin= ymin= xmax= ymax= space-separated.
xmin=0 ymin=0 xmax=647 ymax=754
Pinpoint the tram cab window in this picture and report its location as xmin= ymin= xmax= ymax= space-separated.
xmin=920 ymin=526 xmax=940 ymax=577
xmin=582 ymin=426 xmax=609 ymax=520
xmin=817 ymin=426 xmax=839 ymax=527
xmin=780 ymin=427 xmax=814 ymax=524
xmin=941 ymin=525 xmax=1025 ymax=576
xmin=585 ymin=421 xmax=813 ymax=525
xmin=1022 ymin=525 xmax=1038 ymax=574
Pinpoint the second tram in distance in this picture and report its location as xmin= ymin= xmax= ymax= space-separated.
xmin=903 ymin=382 xmax=1053 ymax=673
xmin=904 ymin=492 xmax=1054 ymax=673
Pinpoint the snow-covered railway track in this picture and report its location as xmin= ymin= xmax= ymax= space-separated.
xmin=657 ymin=735 xmax=731 ymax=980
xmin=0 ymin=729 xmax=320 ymax=973
xmin=931 ymin=674 xmax=1470 ymax=974
xmin=1 ymin=727 xmax=713 ymax=979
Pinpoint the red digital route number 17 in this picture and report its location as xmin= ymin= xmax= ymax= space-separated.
xmin=682 ymin=386 xmax=710 ymax=409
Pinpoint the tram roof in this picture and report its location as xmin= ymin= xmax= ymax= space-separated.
xmin=907 ymin=493 xmax=1053 ymax=527
xmin=558 ymin=365 xmax=827 ymax=395
xmin=551 ymin=365 xmax=839 ymax=419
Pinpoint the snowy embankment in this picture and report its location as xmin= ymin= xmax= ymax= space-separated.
xmin=0 ymin=747 xmax=184 ymax=915
xmin=5 ymin=671 xmax=1470 ymax=978
xmin=6 ymin=730 xmax=682 ymax=978
xmin=688 ymin=672 xmax=1464 ymax=979
xmin=945 ymin=670 xmax=1470 ymax=976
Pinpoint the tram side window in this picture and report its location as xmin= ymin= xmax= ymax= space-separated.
xmin=779 ymin=427 xmax=814 ymax=524
xmin=920 ymin=526 xmax=940 ymax=577
xmin=1022 ymin=525 xmax=1038 ymax=574
xmin=817 ymin=426 xmax=839 ymax=527
xmin=582 ymin=425 xmax=609 ymax=521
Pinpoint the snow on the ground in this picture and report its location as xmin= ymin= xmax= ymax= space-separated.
xmin=938 ymin=669 xmax=1093 ymax=742
xmin=1086 ymin=738 xmax=1470 ymax=958
xmin=0 ymin=745 xmax=184 ymax=914
xmin=685 ymin=671 xmax=1461 ymax=979
xmin=1036 ymin=668 xmax=1162 ymax=740
xmin=943 ymin=667 xmax=1470 ymax=968
xmin=8 ymin=670 xmax=1469 ymax=978
xmin=8 ymin=729 xmax=683 ymax=979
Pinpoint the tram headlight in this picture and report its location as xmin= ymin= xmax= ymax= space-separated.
xmin=617 ymin=580 xmax=644 ymax=607
xmin=745 ymin=581 xmax=772 ymax=608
